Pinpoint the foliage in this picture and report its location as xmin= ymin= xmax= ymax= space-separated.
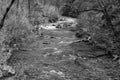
xmin=59 ymin=0 xmax=99 ymax=18
xmin=43 ymin=4 xmax=60 ymax=23
xmin=29 ymin=2 xmax=60 ymax=26
xmin=0 ymin=0 xmax=35 ymax=66
xmin=75 ymin=0 xmax=120 ymax=59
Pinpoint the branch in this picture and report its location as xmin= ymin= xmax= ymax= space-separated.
xmin=78 ymin=9 xmax=103 ymax=13
xmin=0 ymin=0 xmax=16 ymax=30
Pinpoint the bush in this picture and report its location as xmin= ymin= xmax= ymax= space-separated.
xmin=43 ymin=5 xmax=60 ymax=23
xmin=75 ymin=1 xmax=120 ymax=59
xmin=29 ymin=3 xmax=60 ymax=25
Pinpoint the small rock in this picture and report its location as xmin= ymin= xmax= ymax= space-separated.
xmin=50 ymin=70 xmax=56 ymax=74
xmin=57 ymin=71 xmax=65 ymax=77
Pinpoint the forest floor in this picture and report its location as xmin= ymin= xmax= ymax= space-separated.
xmin=6 ymin=17 xmax=120 ymax=80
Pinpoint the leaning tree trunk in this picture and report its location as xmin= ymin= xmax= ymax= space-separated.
xmin=0 ymin=0 xmax=16 ymax=30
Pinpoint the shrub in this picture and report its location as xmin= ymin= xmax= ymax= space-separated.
xmin=29 ymin=3 xmax=60 ymax=26
xmin=75 ymin=1 xmax=120 ymax=59
xmin=43 ymin=5 xmax=60 ymax=23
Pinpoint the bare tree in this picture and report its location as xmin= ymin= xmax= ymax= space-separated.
xmin=97 ymin=0 xmax=115 ymax=32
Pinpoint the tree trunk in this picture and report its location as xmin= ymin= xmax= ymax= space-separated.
xmin=0 ymin=0 xmax=16 ymax=30
xmin=28 ymin=0 xmax=31 ymax=15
